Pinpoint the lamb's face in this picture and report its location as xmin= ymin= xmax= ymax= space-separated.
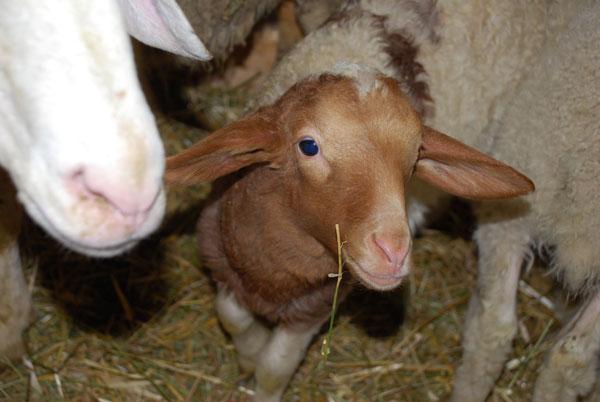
xmin=281 ymin=75 xmax=422 ymax=291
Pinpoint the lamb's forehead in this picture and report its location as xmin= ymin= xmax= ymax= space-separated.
xmin=299 ymin=69 xmax=421 ymax=166
xmin=323 ymin=63 xmax=418 ymax=127
xmin=278 ymin=67 xmax=421 ymax=154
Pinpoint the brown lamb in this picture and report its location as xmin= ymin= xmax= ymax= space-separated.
xmin=166 ymin=70 xmax=533 ymax=402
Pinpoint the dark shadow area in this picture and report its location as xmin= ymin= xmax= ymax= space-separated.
xmin=134 ymin=42 xmax=210 ymax=125
xmin=341 ymin=285 xmax=409 ymax=338
xmin=19 ymin=217 xmax=169 ymax=336
xmin=18 ymin=202 xmax=204 ymax=337
xmin=161 ymin=200 xmax=205 ymax=237
xmin=426 ymin=198 xmax=476 ymax=240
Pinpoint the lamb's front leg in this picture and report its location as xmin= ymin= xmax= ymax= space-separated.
xmin=451 ymin=209 xmax=531 ymax=402
xmin=215 ymin=287 xmax=271 ymax=373
xmin=253 ymin=322 xmax=322 ymax=402
xmin=533 ymin=290 xmax=600 ymax=402
xmin=0 ymin=174 xmax=30 ymax=361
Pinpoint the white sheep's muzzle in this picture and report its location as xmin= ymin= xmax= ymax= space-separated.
xmin=0 ymin=0 xmax=182 ymax=257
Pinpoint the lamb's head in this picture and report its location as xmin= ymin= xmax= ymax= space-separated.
xmin=166 ymin=73 xmax=534 ymax=291
xmin=0 ymin=0 xmax=209 ymax=257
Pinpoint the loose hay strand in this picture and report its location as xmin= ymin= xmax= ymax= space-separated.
xmin=320 ymin=223 xmax=345 ymax=363
xmin=506 ymin=319 xmax=554 ymax=393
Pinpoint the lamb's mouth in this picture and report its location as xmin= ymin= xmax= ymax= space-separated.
xmin=343 ymin=252 xmax=407 ymax=291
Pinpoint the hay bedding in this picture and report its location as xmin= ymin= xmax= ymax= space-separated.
xmin=1 ymin=6 xmax=561 ymax=401
xmin=1 ymin=212 xmax=560 ymax=401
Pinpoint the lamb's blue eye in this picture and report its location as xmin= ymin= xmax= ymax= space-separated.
xmin=298 ymin=138 xmax=319 ymax=156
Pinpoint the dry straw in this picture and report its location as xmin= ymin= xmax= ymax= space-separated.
xmin=320 ymin=224 xmax=346 ymax=363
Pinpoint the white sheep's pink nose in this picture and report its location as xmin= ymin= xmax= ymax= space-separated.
xmin=373 ymin=234 xmax=411 ymax=276
xmin=68 ymin=168 xmax=159 ymax=225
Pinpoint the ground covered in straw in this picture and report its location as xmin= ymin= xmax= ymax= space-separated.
xmin=0 ymin=5 xmax=566 ymax=401
xmin=0 ymin=192 xmax=563 ymax=401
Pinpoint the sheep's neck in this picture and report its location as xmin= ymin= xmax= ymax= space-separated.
xmin=202 ymin=170 xmax=353 ymax=327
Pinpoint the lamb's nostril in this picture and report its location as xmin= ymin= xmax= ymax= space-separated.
xmin=373 ymin=235 xmax=409 ymax=269
xmin=67 ymin=168 xmax=158 ymax=219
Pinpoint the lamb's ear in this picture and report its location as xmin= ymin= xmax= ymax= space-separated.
xmin=165 ymin=112 xmax=283 ymax=186
xmin=414 ymin=126 xmax=535 ymax=200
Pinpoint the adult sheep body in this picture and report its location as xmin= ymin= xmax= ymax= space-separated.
xmin=451 ymin=1 xmax=600 ymax=401
xmin=0 ymin=0 xmax=211 ymax=359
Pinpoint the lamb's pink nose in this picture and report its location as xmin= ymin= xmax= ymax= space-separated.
xmin=68 ymin=168 xmax=158 ymax=222
xmin=373 ymin=235 xmax=410 ymax=271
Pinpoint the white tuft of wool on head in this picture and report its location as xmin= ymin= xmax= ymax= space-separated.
xmin=331 ymin=62 xmax=386 ymax=97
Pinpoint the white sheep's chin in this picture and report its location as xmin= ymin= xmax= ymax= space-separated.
xmin=18 ymin=186 xmax=166 ymax=258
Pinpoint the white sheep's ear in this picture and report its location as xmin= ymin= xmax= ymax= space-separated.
xmin=117 ymin=0 xmax=211 ymax=60
xmin=414 ymin=127 xmax=535 ymax=200
xmin=165 ymin=111 xmax=284 ymax=186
